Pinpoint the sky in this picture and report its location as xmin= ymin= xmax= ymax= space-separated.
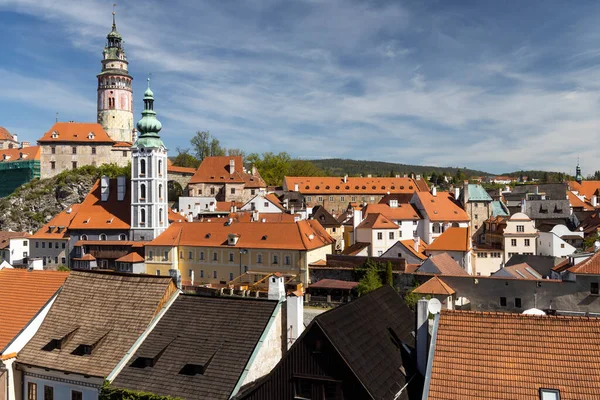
xmin=0 ymin=0 xmax=599 ymax=175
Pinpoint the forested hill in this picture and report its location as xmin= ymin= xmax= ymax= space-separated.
xmin=306 ymin=158 xmax=490 ymax=178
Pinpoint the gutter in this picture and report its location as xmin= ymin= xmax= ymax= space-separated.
xmin=421 ymin=312 xmax=440 ymax=400
xmin=230 ymin=299 xmax=282 ymax=399
xmin=106 ymin=289 xmax=181 ymax=382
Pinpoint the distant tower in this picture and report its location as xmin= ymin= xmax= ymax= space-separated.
xmin=97 ymin=8 xmax=134 ymax=143
xmin=130 ymin=78 xmax=169 ymax=241
xmin=576 ymin=159 xmax=583 ymax=184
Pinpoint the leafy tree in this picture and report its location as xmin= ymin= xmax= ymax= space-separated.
xmin=171 ymin=148 xmax=200 ymax=169
xmin=356 ymin=265 xmax=382 ymax=296
xmin=227 ymin=148 xmax=246 ymax=161
xmin=454 ymin=168 xmax=466 ymax=184
xmin=542 ymin=172 xmax=550 ymax=183
xmin=385 ymin=261 xmax=393 ymax=286
xmin=429 ymin=171 xmax=438 ymax=184
xmin=584 ymin=232 xmax=600 ymax=250
xmin=57 ymin=265 xmax=70 ymax=272
xmin=190 ymin=131 xmax=225 ymax=161
xmin=287 ymin=160 xmax=326 ymax=178
xmin=593 ymin=170 xmax=600 ymax=180
xmin=100 ymin=381 xmax=182 ymax=400
xmin=404 ymin=281 xmax=431 ymax=308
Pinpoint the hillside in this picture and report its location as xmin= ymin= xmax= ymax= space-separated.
xmin=307 ymin=158 xmax=490 ymax=178
xmin=0 ymin=164 xmax=129 ymax=233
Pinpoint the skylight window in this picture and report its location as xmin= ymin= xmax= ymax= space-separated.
xmin=539 ymin=389 xmax=560 ymax=400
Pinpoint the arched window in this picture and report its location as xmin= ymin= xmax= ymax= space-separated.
xmin=158 ymin=184 xmax=163 ymax=200
xmin=119 ymin=233 xmax=127 ymax=241
xmin=81 ymin=234 xmax=88 ymax=241
xmin=159 ymin=208 xmax=164 ymax=224
xmin=140 ymin=209 xmax=146 ymax=225
xmin=140 ymin=184 xmax=146 ymax=200
xmin=158 ymin=160 xmax=163 ymax=175
xmin=140 ymin=159 xmax=146 ymax=176
xmin=99 ymin=233 xmax=107 ymax=241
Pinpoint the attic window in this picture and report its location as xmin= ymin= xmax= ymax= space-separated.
xmin=325 ymin=186 xmax=330 ymax=189
xmin=391 ymin=186 xmax=396 ymax=189
xmin=539 ymin=389 xmax=560 ymax=400
xmin=72 ymin=329 xmax=110 ymax=356
xmin=88 ymin=132 xmax=95 ymax=140
xmin=434 ymin=211 xmax=438 ymax=214
xmin=362 ymin=186 xmax=366 ymax=189
xmin=335 ymin=186 xmax=340 ymax=189
xmin=51 ymin=131 xmax=59 ymax=139
xmin=261 ymin=235 xmax=268 ymax=240
xmin=205 ymin=233 xmax=211 ymax=239
xmin=372 ymin=186 xmax=376 ymax=189
xmin=42 ymin=326 xmax=79 ymax=351
xmin=355 ymin=186 xmax=359 ymax=189
xmin=131 ymin=336 xmax=176 ymax=368
xmin=554 ymin=205 xmax=562 ymax=213
xmin=400 ymin=186 xmax=404 ymax=189
xmin=210 ymin=176 xmax=215 ymax=179
xmin=381 ymin=186 xmax=385 ymax=189
xmin=305 ymin=185 xmax=310 ymax=189
xmin=409 ymin=186 xmax=413 ymax=189
xmin=315 ymin=186 xmax=320 ymax=189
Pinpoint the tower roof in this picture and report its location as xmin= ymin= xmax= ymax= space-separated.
xmin=135 ymin=77 xmax=164 ymax=148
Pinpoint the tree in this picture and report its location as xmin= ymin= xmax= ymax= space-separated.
xmin=190 ymin=131 xmax=225 ymax=161
xmin=247 ymin=152 xmax=293 ymax=186
xmin=57 ymin=265 xmax=70 ymax=272
xmin=227 ymin=148 xmax=246 ymax=161
xmin=429 ymin=171 xmax=438 ymax=185
xmin=171 ymin=148 xmax=200 ymax=169
xmin=385 ymin=261 xmax=393 ymax=286
xmin=287 ymin=160 xmax=325 ymax=178
xmin=356 ymin=265 xmax=382 ymax=296
xmin=542 ymin=172 xmax=550 ymax=183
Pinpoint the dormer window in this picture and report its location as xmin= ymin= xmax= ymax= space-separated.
xmin=51 ymin=131 xmax=59 ymax=139
xmin=88 ymin=132 xmax=95 ymax=140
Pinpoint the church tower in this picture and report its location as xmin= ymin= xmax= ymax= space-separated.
xmin=130 ymin=78 xmax=169 ymax=241
xmin=97 ymin=9 xmax=134 ymax=143
xmin=576 ymin=159 xmax=583 ymax=184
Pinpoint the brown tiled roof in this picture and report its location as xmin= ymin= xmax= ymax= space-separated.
xmin=413 ymin=276 xmax=454 ymax=295
xmin=0 ymin=146 xmax=40 ymax=162
xmin=229 ymin=212 xmax=298 ymax=223
xmin=568 ymin=251 xmax=600 ymax=275
xmin=414 ymin=192 xmax=470 ymax=222
xmin=567 ymin=191 xmax=594 ymax=211
xmin=189 ymin=156 xmax=266 ymax=187
xmin=17 ymin=271 xmax=177 ymax=377
xmin=284 ymin=176 xmax=427 ymax=195
xmin=0 ymin=231 xmax=31 ymax=250
xmin=356 ymin=213 xmax=399 ymax=229
xmin=340 ymin=242 xmax=370 ymax=256
xmin=551 ymin=258 xmax=571 ymax=273
xmin=148 ymin=220 xmax=334 ymax=251
xmin=0 ymin=269 xmax=68 ymax=352
xmin=69 ymin=178 xmax=130 ymax=230
xmin=215 ymin=201 xmax=244 ymax=212
xmin=115 ymin=252 xmax=144 ymax=263
xmin=264 ymin=193 xmax=286 ymax=211
xmin=427 ymin=227 xmax=471 ymax=252
xmin=362 ymin=203 xmax=421 ymax=221
xmin=31 ymin=205 xmax=81 ymax=239
xmin=417 ymin=253 xmax=468 ymax=276
xmin=428 ymin=310 xmax=600 ymax=399
xmin=112 ymin=141 xmax=133 ymax=148
xmin=495 ymin=262 xmax=543 ymax=279
xmin=0 ymin=126 xmax=16 ymax=142
xmin=399 ymin=238 xmax=429 ymax=260
xmin=309 ymin=279 xmax=359 ymax=290
xmin=72 ymin=253 xmax=96 ymax=261
xmin=167 ymin=165 xmax=196 ymax=174
xmin=38 ymin=122 xmax=114 ymax=144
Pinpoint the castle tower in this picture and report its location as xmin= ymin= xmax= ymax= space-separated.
xmin=97 ymin=9 xmax=134 ymax=143
xmin=130 ymin=78 xmax=169 ymax=241
xmin=576 ymin=159 xmax=583 ymax=184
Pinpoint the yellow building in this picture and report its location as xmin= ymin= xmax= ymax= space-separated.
xmin=145 ymin=219 xmax=334 ymax=285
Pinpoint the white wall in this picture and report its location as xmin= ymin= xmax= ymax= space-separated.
xmin=241 ymin=194 xmax=283 ymax=214
xmin=473 ymin=250 xmax=504 ymax=276
xmin=8 ymin=237 xmax=29 ymax=266
xmin=537 ymin=232 xmax=576 ymax=257
xmin=22 ymin=369 xmax=102 ymax=400
xmin=178 ymin=196 xmax=217 ymax=216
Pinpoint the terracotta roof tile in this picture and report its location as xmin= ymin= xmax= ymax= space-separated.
xmin=112 ymin=141 xmax=133 ymax=148
xmin=417 ymin=253 xmax=469 ymax=275
xmin=0 ymin=146 xmax=40 ymax=162
xmin=0 ymin=126 xmax=16 ymax=142
xmin=284 ymin=176 xmax=427 ymax=195
xmin=415 ymin=191 xmax=470 ymax=222
xmin=0 ymin=232 xmax=31 ymax=250
xmin=399 ymin=238 xmax=429 ymax=260
xmin=413 ymin=276 xmax=455 ymax=295
xmin=309 ymin=279 xmax=359 ymax=290
xmin=115 ymin=252 xmax=144 ymax=263
xmin=568 ymin=251 xmax=600 ymax=275
xmin=569 ymin=180 xmax=600 ymax=201
xmin=567 ymin=191 xmax=594 ymax=211
xmin=428 ymin=310 xmax=600 ymax=399
xmin=362 ymin=203 xmax=421 ymax=221
xmin=427 ymin=227 xmax=471 ymax=252
xmin=494 ymin=262 xmax=543 ymax=279
xmin=31 ymin=205 xmax=81 ymax=239
xmin=38 ymin=122 xmax=114 ymax=144
xmin=69 ymin=178 xmax=130 ymax=230
xmin=0 ymin=269 xmax=68 ymax=352
xmin=356 ymin=213 xmax=399 ymax=229
xmin=189 ymin=156 xmax=266 ymax=188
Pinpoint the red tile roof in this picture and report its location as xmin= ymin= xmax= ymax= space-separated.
xmin=567 ymin=191 xmax=594 ymax=211
xmin=115 ymin=252 xmax=144 ymax=263
xmin=189 ymin=156 xmax=266 ymax=187
xmin=38 ymin=122 xmax=114 ymax=144
xmin=31 ymin=205 xmax=81 ymax=239
xmin=0 ymin=269 xmax=68 ymax=351
xmin=0 ymin=232 xmax=31 ymax=250
xmin=427 ymin=227 xmax=471 ymax=252
xmin=112 ymin=141 xmax=132 ymax=148
xmin=399 ymin=238 xmax=429 ymax=260
xmin=309 ymin=279 xmax=359 ymax=290
xmin=69 ymin=178 xmax=130 ymax=230
xmin=569 ymin=180 xmax=600 ymax=201
xmin=284 ymin=176 xmax=427 ymax=195
xmin=356 ymin=213 xmax=399 ymax=229
xmin=0 ymin=126 xmax=16 ymax=142
xmin=568 ymin=251 xmax=600 ymax=275
xmin=148 ymin=220 xmax=334 ymax=251
xmin=362 ymin=203 xmax=421 ymax=221
xmin=428 ymin=310 xmax=600 ymax=399
xmin=0 ymin=146 xmax=40 ymax=162
xmin=413 ymin=276 xmax=455 ymax=295
xmin=414 ymin=191 xmax=470 ymax=222
xmin=417 ymin=253 xmax=469 ymax=276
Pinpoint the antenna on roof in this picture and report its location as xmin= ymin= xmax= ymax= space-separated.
xmin=55 ymin=112 xmax=58 ymax=123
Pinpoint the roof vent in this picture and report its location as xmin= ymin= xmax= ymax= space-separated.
xmin=88 ymin=132 xmax=95 ymax=140
xmin=205 ymin=233 xmax=211 ymax=239
xmin=308 ymin=234 xmax=314 ymax=240
xmin=72 ymin=329 xmax=110 ymax=356
xmin=261 ymin=235 xmax=268 ymax=240
xmin=42 ymin=325 xmax=79 ymax=352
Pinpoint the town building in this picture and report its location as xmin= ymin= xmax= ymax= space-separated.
xmin=96 ymin=10 xmax=134 ymax=143
xmin=537 ymin=224 xmax=583 ymax=257
xmin=16 ymin=271 xmax=178 ymax=400
xmin=0 ymin=269 xmax=68 ymax=400
xmin=0 ymin=232 xmax=31 ymax=267
xmin=145 ymin=220 xmax=334 ymax=285
xmin=423 ymin=310 xmax=600 ymax=399
xmin=413 ymin=276 xmax=456 ymax=310
xmin=381 ymin=238 xmax=428 ymax=265
xmin=187 ymin=156 xmax=266 ymax=203
xmin=416 ymin=253 xmax=469 ymax=276
xmin=310 ymin=205 xmax=344 ymax=252
xmin=425 ymin=227 xmax=472 ymax=273
xmin=355 ymin=213 xmax=400 ymax=257
xmin=0 ymin=127 xmax=20 ymax=150
xmin=503 ymin=212 xmax=538 ymax=261
xmin=456 ymin=182 xmax=493 ymax=242
xmin=0 ymin=146 xmax=40 ymax=197
xmin=29 ymin=205 xmax=80 ymax=269
xmin=283 ymin=175 xmax=429 ymax=215
xmin=361 ymin=202 xmax=423 ymax=241
xmin=240 ymin=193 xmax=287 ymax=214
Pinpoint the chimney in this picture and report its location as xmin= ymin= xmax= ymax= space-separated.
xmin=431 ymin=186 xmax=437 ymax=197
xmin=521 ymin=198 xmax=527 ymax=214
xmin=20 ymin=141 xmax=30 ymax=149
xmin=352 ymin=207 xmax=362 ymax=244
xmin=592 ymin=195 xmax=598 ymax=208
xmin=294 ymin=183 xmax=299 ymax=192
xmin=117 ymin=176 xmax=126 ymax=201
xmin=230 ymin=203 xmax=237 ymax=213
xmin=416 ymin=298 xmax=429 ymax=376
xmin=100 ymin=176 xmax=110 ymax=202
xmin=229 ymin=159 xmax=235 ymax=175
xmin=12 ymin=134 xmax=17 ymax=143
xmin=290 ymin=205 xmax=295 ymax=214
xmin=286 ymin=292 xmax=304 ymax=349
xmin=463 ymin=180 xmax=469 ymax=210
xmin=252 ymin=209 xmax=259 ymax=222
xmin=252 ymin=165 xmax=257 ymax=175
xmin=268 ymin=273 xmax=286 ymax=301
xmin=343 ymin=175 xmax=348 ymax=183
xmin=367 ymin=174 xmax=372 ymax=178
xmin=454 ymin=187 xmax=460 ymax=200
xmin=414 ymin=236 xmax=419 ymax=253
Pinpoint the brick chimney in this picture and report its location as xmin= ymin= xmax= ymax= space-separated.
xmin=229 ymin=159 xmax=235 ymax=175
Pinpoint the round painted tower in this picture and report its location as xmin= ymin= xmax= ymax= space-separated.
xmin=97 ymin=10 xmax=134 ymax=143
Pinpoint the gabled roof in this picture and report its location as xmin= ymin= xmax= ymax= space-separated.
xmin=505 ymin=254 xmax=565 ymax=278
xmin=523 ymin=199 xmax=571 ymax=220
xmin=0 ymin=269 xmax=68 ymax=352
xmin=427 ymin=227 xmax=470 ymax=252
xmin=189 ymin=156 xmax=266 ymax=188
xmin=309 ymin=279 xmax=359 ymax=290
xmin=314 ymin=285 xmax=417 ymax=399
xmin=284 ymin=176 xmax=427 ymax=195
xmin=69 ymin=178 xmax=130 ymax=230
xmin=362 ymin=203 xmax=421 ymax=221
xmin=17 ymin=271 xmax=177 ymax=377
xmin=568 ymin=251 xmax=600 ymax=275
xmin=569 ymin=180 xmax=600 ymax=200
xmin=0 ymin=146 xmax=40 ymax=162
xmin=311 ymin=205 xmax=340 ymax=227
xmin=356 ymin=213 xmax=399 ymax=230
xmin=38 ymin=122 xmax=114 ymax=144
xmin=492 ymin=263 xmax=542 ymax=279
xmin=31 ymin=205 xmax=81 ymax=239
xmin=112 ymin=295 xmax=278 ymax=400
xmin=491 ymin=200 xmax=510 ymax=217
xmin=413 ymin=276 xmax=455 ymax=295
xmin=0 ymin=231 xmax=31 ymax=250
xmin=413 ymin=191 xmax=470 ymax=222
xmin=567 ymin=191 xmax=594 ymax=211
xmin=416 ymin=253 xmax=468 ymax=276
xmin=148 ymin=220 xmax=334 ymax=251
xmin=115 ymin=252 xmax=144 ymax=263
xmin=341 ymin=242 xmax=370 ymax=256
xmin=426 ymin=310 xmax=600 ymax=399
xmin=397 ymin=238 xmax=429 ymax=261
xmin=461 ymin=184 xmax=492 ymax=202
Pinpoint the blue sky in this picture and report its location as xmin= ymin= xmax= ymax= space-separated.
xmin=1 ymin=0 xmax=599 ymax=175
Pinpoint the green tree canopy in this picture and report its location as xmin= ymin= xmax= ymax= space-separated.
xmin=190 ymin=131 xmax=225 ymax=161
xmin=356 ymin=265 xmax=383 ymax=296
xmin=246 ymin=152 xmax=325 ymax=186
xmin=171 ymin=148 xmax=200 ymax=169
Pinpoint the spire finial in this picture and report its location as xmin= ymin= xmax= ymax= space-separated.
xmin=112 ymin=4 xmax=117 ymax=28
xmin=147 ymin=73 xmax=151 ymax=89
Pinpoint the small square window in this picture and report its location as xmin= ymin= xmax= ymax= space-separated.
xmin=591 ymin=282 xmax=599 ymax=296
xmin=71 ymin=390 xmax=83 ymax=400
xmin=539 ymin=388 xmax=560 ymax=400
xmin=500 ymin=297 xmax=507 ymax=307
